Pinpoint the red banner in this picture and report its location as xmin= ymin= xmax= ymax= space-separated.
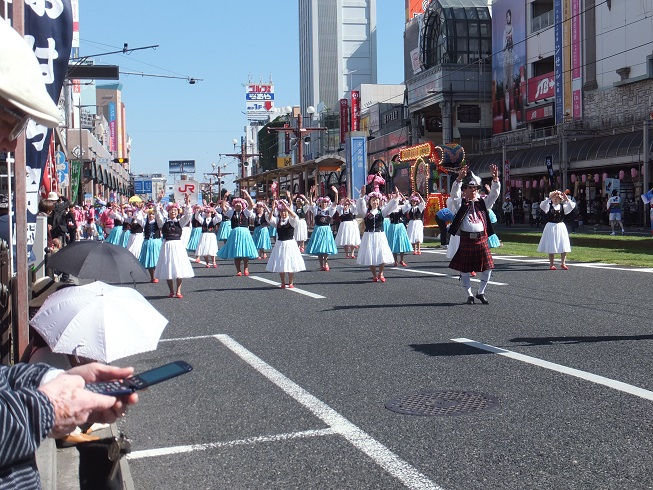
xmin=339 ymin=98 xmax=349 ymax=144
xmin=527 ymin=72 xmax=555 ymax=103
xmin=350 ymin=91 xmax=360 ymax=132
xmin=526 ymin=104 xmax=554 ymax=122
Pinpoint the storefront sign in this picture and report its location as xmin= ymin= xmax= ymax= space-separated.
xmin=527 ymin=73 xmax=555 ymax=103
xmin=526 ymin=104 xmax=554 ymax=122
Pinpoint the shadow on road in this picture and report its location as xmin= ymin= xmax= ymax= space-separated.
xmin=509 ymin=334 xmax=653 ymax=346
xmin=409 ymin=342 xmax=493 ymax=357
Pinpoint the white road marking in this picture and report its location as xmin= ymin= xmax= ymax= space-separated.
xmin=215 ymin=334 xmax=443 ymax=490
xmin=127 ymin=429 xmax=336 ymax=460
xmin=159 ymin=334 xmax=217 ymax=342
xmin=394 ymin=267 xmax=508 ymax=286
xmin=249 ymin=275 xmax=326 ymax=299
xmin=452 ymin=338 xmax=653 ymax=401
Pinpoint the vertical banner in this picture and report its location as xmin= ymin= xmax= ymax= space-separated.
xmin=23 ymin=1 xmax=73 ymax=255
xmin=346 ymin=133 xmax=367 ymax=200
xmin=350 ymin=90 xmax=361 ymax=131
xmin=571 ymin=0 xmax=582 ymax=119
xmin=545 ymin=155 xmax=555 ymax=187
xmin=554 ymin=0 xmax=564 ymax=124
xmin=504 ymin=160 xmax=511 ymax=194
xmin=562 ymin=0 xmax=572 ymax=121
xmin=108 ymin=102 xmax=117 ymax=152
xmin=339 ymin=99 xmax=349 ymax=145
xmin=70 ymin=160 xmax=81 ymax=204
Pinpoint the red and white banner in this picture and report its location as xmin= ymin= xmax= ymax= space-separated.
xmin=339 ymin=98 xmax=349 ymax=145
xmin=526 ymin=104 xmax=554 ymax=122
xmin=527 ymin=72 xmax=555 ymax=103
xmin=350 ymin=90 xmax=360 ymax=131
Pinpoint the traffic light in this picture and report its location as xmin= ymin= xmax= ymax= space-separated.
xmin=113 ymin=158 xmax=129 ymax=164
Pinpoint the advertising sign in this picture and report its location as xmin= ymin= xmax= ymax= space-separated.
xmin=526 ymin=104 xmax=554 ymax=122
xmin=246 ymin=84 xmax=274 ymax=120
xmin=55 ymin=151 xmax=68 ymax=184
xmin=405 ymin=0 xmax=430 ymax=22
xmin=70 ymin=160 xmax=81 ymax=203
xmin=491 ymin=0 xmax=527 ymax=134
xmin=169 ymin=160 xmax=196 ymax=174
xmin=571 ymin=0 xmax=582 ymax=119
xmin=545 ymin=155 xmax=555 ymax=186
xmin=173 ymin=179 xmax=200 ymax=204
xmin=527 ymin=73 xmax=555 ymax=103
xmin=277 ymin=156 xmax=292 ymax=168
xmin=554 ymin=0 xmax=564 ymax=123
xmin=339 ymin=99 xmax=349 ymax=145
xmin=350 ymin=91 xmax=360 ymax=131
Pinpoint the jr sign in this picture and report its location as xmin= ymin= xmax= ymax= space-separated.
xmin=173 ymin=179 xmax=200 ymax=205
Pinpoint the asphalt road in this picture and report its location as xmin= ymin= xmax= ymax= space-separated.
xmin=116 ymin=248 xmax=653 ymax=490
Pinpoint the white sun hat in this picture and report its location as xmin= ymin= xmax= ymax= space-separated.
xmin=0 ymin=21 xmax=61 ymax=128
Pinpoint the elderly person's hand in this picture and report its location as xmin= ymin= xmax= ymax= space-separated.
xmin=39 ymin=363 xmax=138 ymax=438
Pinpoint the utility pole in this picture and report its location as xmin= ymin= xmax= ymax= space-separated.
xmin=267 ymin=113 xmax=327 ymax=165
xmin=204 ymin=168 xmax=234 ymax=202
xmin=220 ymin=137 xmax=260 ymax=193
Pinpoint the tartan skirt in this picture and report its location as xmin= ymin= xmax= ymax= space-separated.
xmin=448 ymin=234 xmax=494 ymax=273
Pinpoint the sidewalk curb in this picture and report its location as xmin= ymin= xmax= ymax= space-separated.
xmin=110 ymin=423 xmax=135 ymax=490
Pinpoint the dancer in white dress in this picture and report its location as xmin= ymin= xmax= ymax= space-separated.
xmin=537 ymin=190 xmax=576 ymax=270
xmin=291 ymin=194 xmax=309 ymax=252
xmin=194 ymin=206 xmax=222 ymax=268
xmin=404 ymin=193 xmax=426 ymax=254
xmin=154 ymin=200 xmax=195 ymax=298
xmin=266 ymin=200 xmax=306 ymax=288
xmin=334 ymin=192 xmax=360 ymax=259
xmin=126 ymin=202 xmax=145 ymax=259
xmin=356 ymin=186 xmax=396 ymax=282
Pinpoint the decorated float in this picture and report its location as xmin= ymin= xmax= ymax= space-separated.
xmin=389 ymin=141 xmax=466 ymax=230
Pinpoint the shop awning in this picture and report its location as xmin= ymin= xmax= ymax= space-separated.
xmin=468 ymin=130 xmax=650 ymax=175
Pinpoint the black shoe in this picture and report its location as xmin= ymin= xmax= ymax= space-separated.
xmin=466 ymin=296 xmax=475 ymax=305
xmin=475 ymin=293 xmax=489 ymax=305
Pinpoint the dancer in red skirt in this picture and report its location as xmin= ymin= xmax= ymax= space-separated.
xmin=448 ymin=164 xmax=500 ymax=305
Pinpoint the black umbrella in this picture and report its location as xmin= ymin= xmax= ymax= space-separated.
xmin=47 ymin=241 xmax=150 ymax=283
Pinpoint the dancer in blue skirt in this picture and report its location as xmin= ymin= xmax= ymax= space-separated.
xmin=252 ymin=201 xmax=272 ymax=260
xmin=104 ymin=203 xmax=124 ymax=245
xmin=387 ymin=190 xmax=413 ymax=266
xmin=305 ymin=186 xmax=338 ymax=271
xmin=216 ymin=193 xmax=232 ymax=244
xmin=217 ymin=191 xmax=258 ymax=276
xmin=118 ymin=206 xmax=133 ymax=247
xmin=140 ymin=206 xmax=162 ymax=283
xmin=187 ymin=204 xmax=203 ymax=261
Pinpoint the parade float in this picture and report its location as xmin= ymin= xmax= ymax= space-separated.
xmin=390 ymin=141 xmax=466 ymax=231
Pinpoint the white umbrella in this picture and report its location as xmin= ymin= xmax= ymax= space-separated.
xmin=30 ymin=281 xmax=168 ymax=363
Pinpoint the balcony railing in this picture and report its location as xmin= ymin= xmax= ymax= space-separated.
xmin=531 ymin=10 xmax=554 ymax=33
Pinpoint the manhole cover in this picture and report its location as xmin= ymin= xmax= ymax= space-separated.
xmin=385 ymin=391 xmax=499 ymax=416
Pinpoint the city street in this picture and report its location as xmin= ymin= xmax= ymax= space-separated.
xmin=118 ymin=250 xmax=653 ymax=490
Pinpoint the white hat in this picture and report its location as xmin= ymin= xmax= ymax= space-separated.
xmin=0 ymin=22 xmax=61 ymax=128
xmin=47 ymin=191 xmax=59 ymax=201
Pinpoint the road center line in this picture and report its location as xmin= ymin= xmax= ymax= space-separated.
xmin=127 ymin=428 xmax=336 ymax=460
xmin=215 ymin=334 xmax=443 ymax=490
xmin=249 ymin=275 xmax=326 ymax=299
xmin=451 ymin=338 xmax=653 ymax=401
xmin=395 ymin=267 xmax=508 ymax=286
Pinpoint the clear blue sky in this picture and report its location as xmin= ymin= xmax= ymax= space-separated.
xmin=80 ymin=1 xmax=406 ymax=190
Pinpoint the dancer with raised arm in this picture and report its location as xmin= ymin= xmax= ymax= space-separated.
xmin=266 ymin=199 xmax=306 ymax=288
xmin=448 ymin=164 xmax=500 ymax=304
xmin=537 ymin=190 xmax=576 ymax=270
xmin=292 ymin=194 xmax=310 ymax=252
xmin=387 ymin=190 xmax=412 ymax=266
xmin=356 ymin=185 xmax=396 ymax=282
xmin=216 ymin=193 xmax=233 ymax=245
xmin=305 ymin=186 xmax=338 ymax=271
xmin=252 ymin=201 xmax=272 ymax=260
xmin=217 ymin=191 xmax=258 ymax=276
xmin=405 ymin=192 xmax=426 ymax=254
xmin=335 ymin=193 xmax=360 ymax=259
xmin=195 ymin=205 xmax=222 ymax=268
xmin=140 ymin=205 xmax=162 ymax=283
xmin=154 ymin=198 xmax=195 ymax=298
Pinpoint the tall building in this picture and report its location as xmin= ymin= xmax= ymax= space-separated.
xmin=298 ymin=0 xmax=378 ymax=114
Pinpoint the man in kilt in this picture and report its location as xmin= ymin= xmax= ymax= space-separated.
xmin=448 ymin=164 xmax=500 ymax=304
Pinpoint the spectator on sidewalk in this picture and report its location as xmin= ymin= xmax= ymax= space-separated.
xmin=531 ymin=198 xmax=542 ymax=227
xmin=607 ymin=189 xmax=625 ymax=235
xmin=501 ymin=197 xmax=514 ymax=226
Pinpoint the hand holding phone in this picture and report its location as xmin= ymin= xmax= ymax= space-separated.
xmin=85 ymin=360 xmax=192 ymax=396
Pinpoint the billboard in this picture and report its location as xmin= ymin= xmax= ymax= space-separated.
xmin=405 ymin=0 xmax=431 ymax=22
xmin=169 ymin=160 xmax=196 ymax=174
xmin=492 ymin=0 xmax=527 ymax=134
xmin=246 ymin=84 xmax=274 ymax=121
xmin=527 ymin=72 xmax=555 ymax=103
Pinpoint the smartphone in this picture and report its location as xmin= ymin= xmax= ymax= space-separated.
xmin=85 ymin=360 xmax=193 ymax=396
